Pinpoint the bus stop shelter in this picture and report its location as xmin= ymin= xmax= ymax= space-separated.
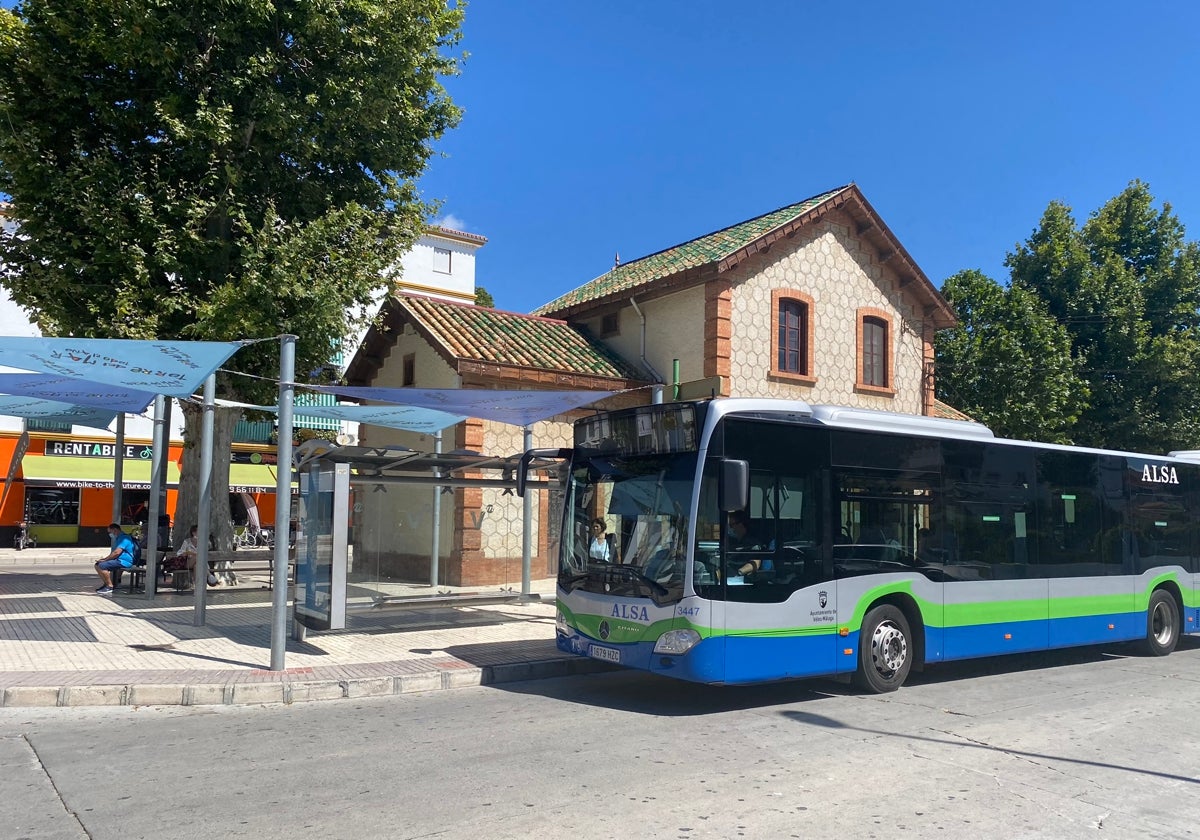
xmin=289 ymin=442 xmax=567 ymax=632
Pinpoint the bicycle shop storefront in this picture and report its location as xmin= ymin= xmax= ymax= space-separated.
xmin=1 ymin=433 xmax=282 ymax=547
xmin=1 ymin=435 xmax=182 ymax=547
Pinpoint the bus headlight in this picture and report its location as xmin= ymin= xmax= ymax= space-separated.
xmin=556 ymin=609 xmax=570 ymax=635
xmin=654 ymin=628 xmax=701 ymax=655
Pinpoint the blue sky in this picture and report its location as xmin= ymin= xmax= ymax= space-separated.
xmin=421 ymin=2 xmax=1200 ymax=312
xmin=5 ymin=2 xmax=1199 ymax=314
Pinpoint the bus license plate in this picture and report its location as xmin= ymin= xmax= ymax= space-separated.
xmin=589 ymin=645 xmax=620 ymax=663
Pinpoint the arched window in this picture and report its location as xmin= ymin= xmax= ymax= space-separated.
xmin=856 ymin=309 xmax=894 ymax=395
xmin=770 ymin=290 xmax=816 ymax=384
xmin=778 ymin=299 xmax=807 ymax=374
xmin=862 ymin=317 xmax=887 ymax=387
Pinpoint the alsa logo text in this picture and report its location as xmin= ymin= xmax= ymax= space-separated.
xmin=610 ymin=603 xmax=650 ymax=622
xmin=1142 ymin=465 xmax=1180 ymax=485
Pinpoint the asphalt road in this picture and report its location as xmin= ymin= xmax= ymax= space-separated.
xmin=3 ymin=638 xmax=1199 ymax=840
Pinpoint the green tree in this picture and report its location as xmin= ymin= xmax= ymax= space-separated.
xmin=0 ymin=1 xmax=464 ymax=545
xmin=936 ymin=270 xmax=1087 ymax=443
xmin=1007 ymin=182 xmax=1200 ymax=452
xmin=474 ymin=285 xmax=494 ymax=307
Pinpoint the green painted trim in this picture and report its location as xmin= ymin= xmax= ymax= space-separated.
xmin=847 ymin=580 xmax=939 ymax=628
xmin=944 ymin=598 xmax=1047 ymax=625
xmin=558 ymin=573 xmax=1200 ymax=644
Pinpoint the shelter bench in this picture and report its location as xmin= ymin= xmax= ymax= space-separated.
xmin=159 ymin=551 xmax=293 ymax=591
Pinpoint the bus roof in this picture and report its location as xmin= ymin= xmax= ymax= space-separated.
xmin=703 ymin=398 xmax=1196 ymax=465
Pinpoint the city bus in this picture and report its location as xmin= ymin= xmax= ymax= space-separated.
xmin=529 ymin=399 xmax=1199 ymax=692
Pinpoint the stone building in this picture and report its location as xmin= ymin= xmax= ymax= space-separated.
xmin=344 ymin=296 xmax=647 ymax=585
xmin=344 ymin=183 xmax=962 ymax=585
xmin=534 ymin=183 xmax=956 ymax=412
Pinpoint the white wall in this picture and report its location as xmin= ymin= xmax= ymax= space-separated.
xmin=343 ymin=229 xmax=484 ymax=370
xmin=398 ymin=232 xmax=479 ymax=301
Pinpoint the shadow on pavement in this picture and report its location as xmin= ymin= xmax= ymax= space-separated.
xmin=491 ymin=635 xmax=1200 ymax=716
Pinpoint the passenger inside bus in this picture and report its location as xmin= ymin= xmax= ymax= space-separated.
xmin=588 ymin=518 xmax=614 ymax=562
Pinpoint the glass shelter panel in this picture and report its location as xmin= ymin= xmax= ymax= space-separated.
xmin=295 ymin=462 xmax=348 ymax=630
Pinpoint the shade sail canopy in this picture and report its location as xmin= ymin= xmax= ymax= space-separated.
xmin=0 ymin=338 xmax=244 ymax=397
xmin=251 ymin=402 xmax=467 ymax=435
xmin=20 ymin=454 xmax=181 ymax=489
xmin=308 ymin=386 xmax=624 ymax=427
xmin=0 ymin=373 xmax=156 ymax=413
xmin=0 ymin=394 xmax=118 ymax=431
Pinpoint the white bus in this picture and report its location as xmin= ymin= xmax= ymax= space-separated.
xmin=527 ymin=399 xmax=1199 ymax=692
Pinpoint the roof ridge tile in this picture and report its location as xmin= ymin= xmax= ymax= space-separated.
xmin=532 ymin=185 xmax=852 ymax=316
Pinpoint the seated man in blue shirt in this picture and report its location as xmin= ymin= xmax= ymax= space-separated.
xmin=94 ymin=523 xmax=137 ymax=595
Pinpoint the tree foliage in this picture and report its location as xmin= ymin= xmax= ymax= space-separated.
xmin=474 ymin=285 xmax=494 ymax=307
xmin=936 ymin=270 xmax=1087 ymax=443
xmin=0 ymin=0 xmax=464 ymax=541
xmin=937 ymin=181 xmax=1200 ymax=453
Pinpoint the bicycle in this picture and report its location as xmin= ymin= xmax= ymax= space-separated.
xmin=13 ymin=521 xmax=37 ymax=550
xmin=232 ymin=524 xmax=262 ymax=550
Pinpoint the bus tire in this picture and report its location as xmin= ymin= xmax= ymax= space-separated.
xmin=1143 ymin=589 xmax=1180 ymax=657
xmin=854 ymin=604 xmax=912 ymax=693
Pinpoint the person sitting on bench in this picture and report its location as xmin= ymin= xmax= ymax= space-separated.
xmin=168 ymin=526 xmax=218 ymax=587
xmin=94 ymin=523 xmax=137 ymax=595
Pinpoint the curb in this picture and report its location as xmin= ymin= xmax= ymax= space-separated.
xmin=0 ymin=658 xmax=616 ymax=709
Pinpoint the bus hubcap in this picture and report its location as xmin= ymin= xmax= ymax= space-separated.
xmin=871 ymin=621 xmax=907 ymax=675
xmin=1152 ymin=602 xmax=1174 ymax=645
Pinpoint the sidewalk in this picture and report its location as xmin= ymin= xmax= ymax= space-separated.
xmin=0 ymin=546 xmax=605 ymax=708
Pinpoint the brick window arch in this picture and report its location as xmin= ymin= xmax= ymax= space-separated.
xmin=770 ymin=289 xmax=816 ymax=386
xmin=856 ymin=308 xmax=895 ymax=396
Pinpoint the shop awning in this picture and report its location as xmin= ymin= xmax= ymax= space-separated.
xmin=229 ymin=463 xmax=284 ymax=493
xmin=19 ymin=454 xmax=181 ymax=489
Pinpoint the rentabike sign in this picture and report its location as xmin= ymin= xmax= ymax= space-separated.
xmin=44 ymin=440 xmax=153 ymax=460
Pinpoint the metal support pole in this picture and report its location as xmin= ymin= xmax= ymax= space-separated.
xmin=270 ymin=335 xmax=297 ymax=671
xmin=111 ymin=414 xmax=125 ymax=524
xmin=193 ymin=374 xmax=216 ymax=626
xmin=159 ymin=398 xmax=172 ymax=523
xmin=143 ymin=396 xmax=166 ymax=600
xmin=430 ymin=429 xmax=442 ymax=587
xmin=521 ymin=426 xmax=532 ymax=596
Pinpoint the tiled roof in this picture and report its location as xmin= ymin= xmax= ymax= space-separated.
xmin=398 ymin=295 xmax=646 ymax=381
xmin=533 ymin=186 xmax=853 ymax=316
xmin=426 ymin=225 xmax=488 ymax=245
xmin=930 ymin=399 xmax=975 ymax=422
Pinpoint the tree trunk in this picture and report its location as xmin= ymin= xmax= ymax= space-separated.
xmin=175 ymin=403 xmax=243 ymax=550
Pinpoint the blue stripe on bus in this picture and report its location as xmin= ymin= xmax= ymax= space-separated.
xmin=938 ymin=612 xmax=1147 ymax=660
xmin=560 ymin=604 xmax=1191 ymax=684
xmin=557 ymin=631 xmax=660 ymax=673
xmin=663 ymin=634 xmax=838 ymax=685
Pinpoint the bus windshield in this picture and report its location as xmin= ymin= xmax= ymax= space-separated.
xmin=559 ymin=452 xmax=698 ymax=605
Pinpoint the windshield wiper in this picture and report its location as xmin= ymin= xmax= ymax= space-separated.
xmin=603 ymin=564 xmax=669 ymax=597
xmin=559 ymin=564 xmax=670 ymax=599
xmin=559 ymin=571 xmax=591 ymax=592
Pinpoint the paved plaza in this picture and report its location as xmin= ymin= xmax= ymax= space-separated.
xmin=0 ymin=546 xmax=600 ymax=708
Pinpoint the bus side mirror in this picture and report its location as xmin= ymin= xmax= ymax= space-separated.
xmin=720 ymin=459 xmax=749 ymax=512
xmin=516 ymin=448 xmax=570 ymax=497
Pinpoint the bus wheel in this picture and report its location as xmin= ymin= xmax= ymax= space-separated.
xmin=1143 ymin=590 xmax=1180 ymax=657
xmin=854 ymin=605 xmax=912 ymax=693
